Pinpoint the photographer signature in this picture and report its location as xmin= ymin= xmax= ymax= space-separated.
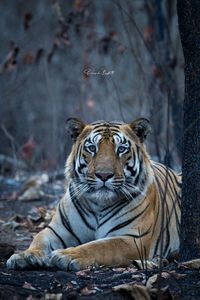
xmin=83 ymin=68 xmax=115 ymax=76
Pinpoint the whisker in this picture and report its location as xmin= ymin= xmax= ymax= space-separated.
xmin=119 ymin=186 xmax=132 ymax=203
xmin=70 ymin=183 xmax=89 ymax=199
xmin=125 ymin=182 xmax=145 ymax=195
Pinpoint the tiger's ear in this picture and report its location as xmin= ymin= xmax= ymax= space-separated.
xmin=65 ymin=118 xmax=86 ymax=142
xmin=129 ymin=118 xmax=151 ymax=143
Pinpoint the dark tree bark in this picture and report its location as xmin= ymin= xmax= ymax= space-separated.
xmin=177 ymin=0 xmax=200 ymax=261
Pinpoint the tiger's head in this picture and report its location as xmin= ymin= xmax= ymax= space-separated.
xmin=65 ymin=118 xmax=153 ymax=205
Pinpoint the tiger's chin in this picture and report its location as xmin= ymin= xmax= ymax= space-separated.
xmin=84 ymin=187 xmax=119 ymax=207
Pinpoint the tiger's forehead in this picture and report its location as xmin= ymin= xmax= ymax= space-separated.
xmin=85 ymin=123 xmax=128 ymax=145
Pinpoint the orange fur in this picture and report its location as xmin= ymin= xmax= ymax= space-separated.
xmin=7 ymin=118 xmax=181 ymax=270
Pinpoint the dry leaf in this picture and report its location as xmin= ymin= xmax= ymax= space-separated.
xmin=132 ymin=259 xmax=158 ymax=270
xmin=3 ymin=220 xmax=20 ymax=230
xmin=113 ymin=283 xmax=151 ymax=300
xmin=146 ymin=272 xmax=170 ymax=289
xmin=150 ymin=286 xmax=173 ymax=300
xmin=23 ymin=174 xmax=49 ymax=188
xmin=23 ymin=281 xmax=36 ymax=290
xmin=1 ymin=272 xmax=10 ymax=276
xmin=19 ymin=174 xmax=48 ymax=201
xmin=19 ymin=187 xmax=44 ymax=201
xmin=112 ymin=267 xmax=127 ymax=272
xmin=26 ymin=296 xmax=36 ymax=300
xmin=131 ymin=274 xmax=143 ymax=280
xmin=168 ymin=270 xmax=186 ymax=279
xmin=76 ymin=269 xmax=91 ymax=276
xmin=27 ymin=207 xmax=44 ymax=222
xmin=44 ymin=294 xmax=62 ymax=300
xmin=146 ymin=274 xmax=158 ymax=289
xmin=80 ymin=286 xmax=97 ymax=296
xmin=180 ymin=258 xmax=200 ymax=269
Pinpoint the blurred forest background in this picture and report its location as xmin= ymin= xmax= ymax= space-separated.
xmin=0 ymin=0 xmax=184 ymax=175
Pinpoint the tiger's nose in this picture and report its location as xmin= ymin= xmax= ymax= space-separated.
xmin=95 ymin=172 xmax=114 ymax=182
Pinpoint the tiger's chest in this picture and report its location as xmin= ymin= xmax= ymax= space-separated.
xmin=68 ymin=195 xmax=152 ymax=243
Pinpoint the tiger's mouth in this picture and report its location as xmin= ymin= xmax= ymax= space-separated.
xmin=97 ymin=185 xmax=115 ymax=192
xmin=84 ymin=187 xmax=118 ymax=205
xmin=85 ymin=180 xmax=127 ymax=203
xmin=88 ymin=183 xmax=115 ymax=192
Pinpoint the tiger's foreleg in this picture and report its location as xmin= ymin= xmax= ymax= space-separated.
xmin=50 ymin=236 xmax=146 ymax=271
xmin=6 ymin=226 xmax=64 ymax=269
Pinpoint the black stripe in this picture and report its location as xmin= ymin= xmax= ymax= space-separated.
xmin=89 ymin=133 xmax=98 ymax=144
xmin=49 ymin=243 xmax=55 ymax=251
xmin=152 ymin=163 xmax=181 ymax=256
xmin=106 ymin=203 xmax=150 ymax=235
xmin=69 ymin=185 xmax=91 ymax=217
xmin=153 ymin=163 xmax=181 ymax=190
xmin=92 ymin=123 xmax=121 ymax=129
xmin=134 ymin=159 xmax=143 ymax=186
xmin=99 ymin=198 xmax=124 ymax=214
xmin=72 ymin=198 xmax=95 ymax=230
xmin=109 ymin=123 xmax=123 ymax=126
xmin=130 ymin=146 xmax=136 ymax=160
xmin=151 ymin=199 xmax=160 ymax=240
xmin=93 ymin=124 xmax=109 ymax=129
xmin=109 ymin=128 xmax=122 ymax=133
xmin=154 ymin=235 xmax=160 ymax=256
xmin=168 ymin=168 xmax=182 ymax=189
xmin=92 ymin=129 xmax=104 ymax=135
xmin=165 ymin=171 xmax=181 ymax=225
xmin=152 ymin=176 xmax=164 ymax=256
xmin=47 ymin=225 xmax=67 ymax=248
xmin=154 ymin=166 xmax=181 ymax=228
xmin=98 ymin=199 xmax=129 ymax=228
xmin=126 ymin=163 xmax=137 ymax=177
xmin=153 ymin=164 xmax=170 ymax=179
xmin=153 ymin=173 xmax=172 ymax=256
xmin=77 ymin=144 xmax=84 ymax=174
xmin=73 ymin=159 xmax=79 ymax=178
xmin=58 ymin=203 xmax=82 ymax=244
xmin=119 ymin=195 xmax=148 ymax=219
xmin=78 ymin=163 xmax=87 ymax=174
xmin=163 ymin=221 xmax=170 ymax=256
xmin=113 ymin=132 xmax=122 ymax=142
xmin=123 ymin=225 xmax=152 ymax=239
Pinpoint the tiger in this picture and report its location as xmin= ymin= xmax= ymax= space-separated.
xmin=7 ymin=117 xmax=181 ymax=271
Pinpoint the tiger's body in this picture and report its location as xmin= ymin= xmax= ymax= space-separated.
xmin=7 ymin=118 xmax=181 ymax=271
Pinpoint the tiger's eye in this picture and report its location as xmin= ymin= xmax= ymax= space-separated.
xmin=118 ymin=146 xmax=126 ymax=153
xmin=88 ymin=145 xmax=96 ymax=152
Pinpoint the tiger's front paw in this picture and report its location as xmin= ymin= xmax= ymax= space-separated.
xmin=7 ymin=249 xmax=50 ymax=269
xmin=50 ymin=248 xmax=95 ymax=271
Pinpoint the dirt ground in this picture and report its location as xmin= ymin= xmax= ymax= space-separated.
xmin=0 ymin=174 xmax=200 ymax=300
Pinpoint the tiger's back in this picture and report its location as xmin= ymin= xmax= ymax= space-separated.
xmin=149 ymin=161 xmax=181 ymax=258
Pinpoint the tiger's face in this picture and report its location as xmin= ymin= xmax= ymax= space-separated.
xmin=66 ymin=118 xmax=152 ymax=204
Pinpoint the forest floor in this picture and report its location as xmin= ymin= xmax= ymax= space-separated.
xmin=0 ymin=172 xmax=199 ymax=300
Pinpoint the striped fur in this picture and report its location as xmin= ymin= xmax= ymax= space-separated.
xmin=7 ymin=118 xmax=181 ymax=270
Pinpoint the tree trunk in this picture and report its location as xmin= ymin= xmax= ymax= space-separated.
xmin=177 ymin=0 xmax=200 ymax=261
